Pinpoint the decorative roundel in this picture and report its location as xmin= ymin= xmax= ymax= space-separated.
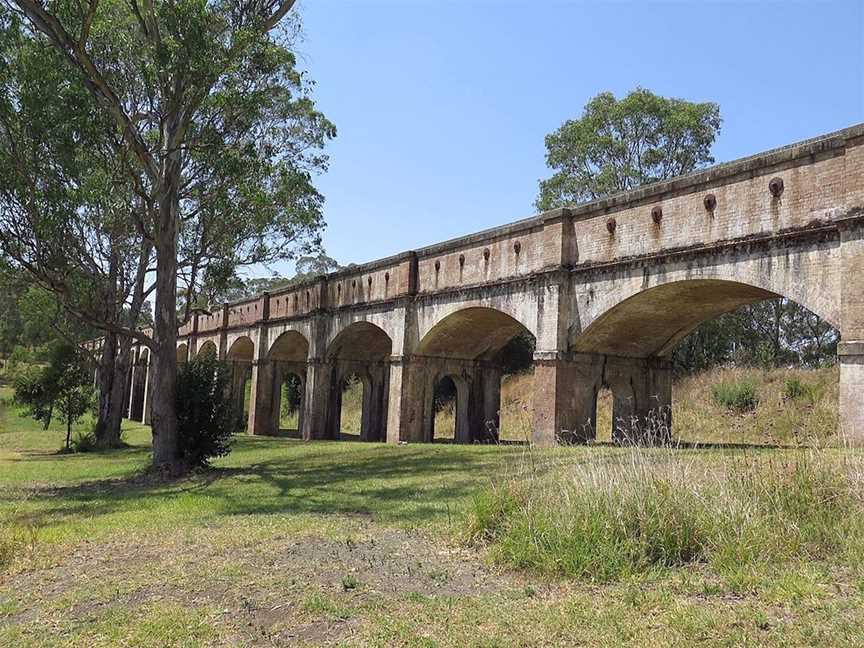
xmin=704 ymin=193 xmax=717 ymax=211
xmin=514 ymin=241 xmax=522 ymax=254
xmin=483 ymin=248 xmax=490 ymax=261
xmin=769 ymin=177 xmax=784 ymax=198
xmin=606 ymin=218 xmax=617 ymax=234
xmin=651 ymin=206 xmax=663 ymax=224
xmin=434 ymin=260 xmax=441 ymax=271
xmin=459 ymin=254 xmax=465 ymax=267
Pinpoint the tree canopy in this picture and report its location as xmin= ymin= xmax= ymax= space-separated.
xmin=536 ymin=88 xmax=721 ymax=211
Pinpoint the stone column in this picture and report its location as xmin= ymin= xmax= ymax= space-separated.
xmin=839 ymin=342 xmax=864 ymax=444
xmin=605 ymin=356 xmax=672 ymax=445
xmin=247 ymin=359 xmax=277 ymax=436
xmin=301 ymin=358 xmax=333 ymax=440
xmin=475 ymin=364 xmax=502 ymax=443
xmin=127 ymin=361 xmax=138 ymax=419
xmin=532 ymin=352 xmax=604 ymax=446
xmin=142 ymin=362 xmax=152 ymax=425
xmin=386 ymin=356 xmax=426 ymax=443
xmin=839 ymin=220 xmax=864 ymax=444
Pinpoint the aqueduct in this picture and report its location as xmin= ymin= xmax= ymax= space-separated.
xmin=124 ymin=124 xmax=864 ymax=445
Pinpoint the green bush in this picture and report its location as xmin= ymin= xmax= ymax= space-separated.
xmin=783 ymin=377 xmax=817 ymax=404
xmin=175 ymin=355 xmax=237 ymax=468
xmin=711 ymin=380 xmax=759 ymax=412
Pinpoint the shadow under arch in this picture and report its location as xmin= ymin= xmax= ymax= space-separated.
xmin=326 ymin=321 xmax=393 ymax=441
xmin=568 ymin=278 xmax=839 ymax=445
xmin=196 ymin=340 xmax=218 ymax=359
xmin=226 ymin=336 xmax=255 ymax=430
xmin=416 ymin=306 xmax=535 ymax=443
xmin=572 ymin=279 xmax=836 ymax=358
xmin=267 ymin=331 xmax=310 ymax=437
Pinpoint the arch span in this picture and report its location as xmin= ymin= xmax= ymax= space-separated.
xmin=417 ymin=307 xmax=531 ymax=360
xmin=412 ymin=307 xmax=535 ymax=443
xmin=176 ymin=343 xmax=188 ymax=363
xmin=572 ymin=279 xmax=780 ymax=358
xmin=227 ymin=336 xmax=254 ymax=361
xmin=268 ymin=330 xmax=309 ymax=362
xmin=324 ymin=322 xmax=392 ymax=441
xmin=197 ymin=340 xmax=218 ymax=359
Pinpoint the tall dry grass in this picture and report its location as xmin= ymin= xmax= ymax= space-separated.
xmin=464 ymin=444 xmax=864 ymax=583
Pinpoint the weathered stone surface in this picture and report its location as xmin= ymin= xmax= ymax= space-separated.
xmin=119 ymin=124 xmax=864 ymax=444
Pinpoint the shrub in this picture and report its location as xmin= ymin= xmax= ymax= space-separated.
xmin=711 ymin=380 xmax=759 ymax=412
xmin=175 ymin=355 xmax=236 ymax=468
xmin=69 ymin=430 xmax=99 ymax=453
xmin=783 ymin=377 xmax=817 ymax=404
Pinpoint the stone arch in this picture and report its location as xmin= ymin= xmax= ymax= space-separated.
xmin=227 ymin=336 xmax=254 ymax=361
xmin=176 ymin=343 xmax=188 ymax=363
xmin=197 ymin=340 xmax=218 ymax=359
xmin=428 ymin=372 xmax=471 ymax=443
xmin=571 ymin=278 xmax=834 ymax=358
xmin=268 ymin=330 xmax=309 ymax=362
xmin=417 ymin=307 xmax=532 ymax=360
xmin=266 ymin=330 xmax=310 ymax=436
xmin=226 ymin=336 xmax=255 ymax=429
xmin=326 ymin=322 xmax=392 ymax=441
xmin=565 ymin=277 xmax=839 ymax=445
xmin=414 ymin=307 xmax=535 ymax=443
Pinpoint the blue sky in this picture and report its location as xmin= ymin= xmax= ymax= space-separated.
xmin=281 ymin=0 xmax=864 ymax=273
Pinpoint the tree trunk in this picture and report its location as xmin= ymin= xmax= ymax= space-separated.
xmin=66 ymin=420 xmax=71 ymax=451
xmin=150 ymin=146 xmax=183 ymax=475
xmin=93 ymin=331 xmax=130 ymax=448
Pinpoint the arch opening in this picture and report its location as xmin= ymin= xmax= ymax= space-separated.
xmin=176 ymin=343 xmax=189 ymax=363
xmin=278 ymin=372 xmax=304 ymax=435
xmin=570 ymin=279 xmax=839 ymax=445
xmin=417 ymin=307 xmax=535 ymax=444
xmin=196 ymin=340 xmax=218 ymax=360
xmin=326 ymin=322 xmax=392 ymax=442
xmin=226 ymin=336 xmax=254 ymax=431
xmin=267 ymin=331 xmax=310 ymax=437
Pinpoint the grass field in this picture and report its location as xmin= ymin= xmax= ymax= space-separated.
xmin=2 ymin=370 xmax=864 ymax=647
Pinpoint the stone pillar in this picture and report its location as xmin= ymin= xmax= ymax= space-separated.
xmin=839 ymin=342 xmax=864 ymax=444
xmin=230 ymin=361 xmax=249 ymax=426
xmin=476 ymin=364 xmax=502 ymax=442
xmin=127 ymin=361 xmax=138 ymax=419
xmin=386 ymin=356 xmax=425 ymax=443
xmin=248 ymin=359 xmax=277 ymax=436
xmin=142 ymin=362 xmax=152 ymax=425
xmin=605 ymin=356 xmax=672 ymax=445
xmin=454 ymin=374 xmax=472 ymax=444
xmin=301 ymin=358 xmax=333 ymax=440
xmin=532 ymin=352 xmax=604 ymax=446
xmin=360 ymin=364 xmax=389 ymax=442
xmin=840 ymin=220 xmax=864 ymax=445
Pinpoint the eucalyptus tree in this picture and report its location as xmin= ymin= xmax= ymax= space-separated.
xmin=536 ymin=88 xmax=721 ymax=210
xmin=0 ymin=11 xmax=152 ymax=447
xmin=1 ymin=0 xmax=333 ymax=472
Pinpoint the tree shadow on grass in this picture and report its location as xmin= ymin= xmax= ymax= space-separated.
xmin=8 ymin=438 xmax=529 ymax=530
xmin=7 ymin=435 xmax=812 ymax=533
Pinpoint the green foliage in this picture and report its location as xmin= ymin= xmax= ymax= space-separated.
xmin=14 ymin=342 xmax=94 ymax=449
xmin=711 ymin=380 xmax=759 ymax=412
xmin=784 ymin=378 xmax=818 ymax=404
xmin=536 ymin=88 xmax=721 ymax=210
xmin=672 ymin=298 xmax=838 ymax=375
xmin=12 ymin=365 xmax=53 ymax=429
xmin=175 ymin=355 xmax=237 ymax=468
